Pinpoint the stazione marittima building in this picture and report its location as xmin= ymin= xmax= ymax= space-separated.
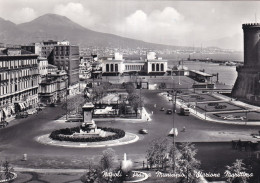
xmin=0 ymin=48 xmax=39 ymax=122
xmin=101 ymin=52 xmax=168 ymax=76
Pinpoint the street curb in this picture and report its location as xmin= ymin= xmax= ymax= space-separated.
xmin=35 ymin=132 xmax=139 ymax=148
xmin=160 ymin=92 xmax=260 ymax=126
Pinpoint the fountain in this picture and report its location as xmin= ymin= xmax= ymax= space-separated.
xmin=120 ymin=153 xmax=148 ymax=183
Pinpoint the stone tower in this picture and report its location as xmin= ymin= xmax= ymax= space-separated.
xmin=232 ymin=23 xmax=260 ymax=101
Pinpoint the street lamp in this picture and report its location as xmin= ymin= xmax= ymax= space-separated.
xmin=171 ymin=89 xmax=178 ymax=174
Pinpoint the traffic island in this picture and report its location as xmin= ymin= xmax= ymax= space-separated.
xmin=37 ymin=102 xmax=139 ymax=147
xmin=36 ymin=132 xmax=139 ymax=148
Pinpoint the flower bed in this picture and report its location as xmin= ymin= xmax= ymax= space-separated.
xmin=0 ymin=171 xmax=17 ymax=183
xmin=49 ymin=127 xmax=125 ymax=142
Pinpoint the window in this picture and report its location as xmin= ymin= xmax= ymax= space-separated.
xmin=156 ymin=63 xmax=159 ymax=71
xmin=161 ymin=64 xmax=164 ymax=71
xmin=152 ymin=64 xmax=155 ymax=71
xmin=115 ymin=64 xmax=118 ymax=72
xmin=106 ymin=64 xmax=109 ymax=72
xmin=110 ymin=64 xmax=114 ymax=72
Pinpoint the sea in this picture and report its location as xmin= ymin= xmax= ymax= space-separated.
xmin=168 ymin=60 xmax=238 ymax=86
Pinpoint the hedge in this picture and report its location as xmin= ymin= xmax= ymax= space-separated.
xmin=49 ymin=127 xmax=125 ymax=142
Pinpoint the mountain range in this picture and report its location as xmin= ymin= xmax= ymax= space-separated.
xmin=0 ymin=13 xmax=241 ymax=50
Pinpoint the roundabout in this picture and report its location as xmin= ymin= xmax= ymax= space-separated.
xmin=36 ymin=132 xmax=139 ymax=148
xmin=35 ymin=102 xmax=139 ymax=148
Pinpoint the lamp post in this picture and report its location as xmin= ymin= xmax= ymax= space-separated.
xmin=66 ymin=75 xmax=68 ymax=121
xmin=172 ymin=91 xmax=177 ymax=172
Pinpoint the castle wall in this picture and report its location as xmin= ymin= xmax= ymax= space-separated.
xmin=232 ymin=24 xmax=260 ymax=101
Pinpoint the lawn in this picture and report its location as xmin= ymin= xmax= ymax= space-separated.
xmin=196 ymin=102 xmax=245 ymax=112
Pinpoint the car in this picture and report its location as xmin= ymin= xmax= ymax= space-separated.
xmin=16 ymin=112 xmax=29 ymax=118
xmin=166 ymin=109 xmax=173 ymax=114
xmin=160 ymin=107 xmax=165 ymax=111
xmin=139 ymin=129 xmax=148 ymax=134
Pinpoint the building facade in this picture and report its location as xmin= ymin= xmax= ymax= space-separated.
xmin=232 ymin=23 xmax=260 ymax=102
xmin=0 ymin=48 xmax=39 ymax=122
xmin=101 ymin=52 xmax=168 ymax=75
xmin=22 ymin=40 xmax=80 ymax=87
xmin=38 ymin=70 xmax=68 ymax=104
xmin=52 ymin=44 xmax=79 ymax=86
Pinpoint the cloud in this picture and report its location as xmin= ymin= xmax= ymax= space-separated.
xmin=8 ymin=7 xmax=37 ymax=23
xmin=54 ymin=2 xmax=98 ymax=28
xmin=115 ymin=7 xmax=193 ymax=45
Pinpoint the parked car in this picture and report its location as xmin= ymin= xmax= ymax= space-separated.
xmin=50 ymin=103 xmax=56 ymax=107
xmin=0 ymin=121 xmax=8 ymax=128
xmin=160 ymin=107 xmax=165 ymax=111
xmin=139 ymin=129 xmax=148 ymax=134
xmin=16 ymin=112 xmax=29 ymax=118
xmin=166 ymin=109 xmax=173 ymax=114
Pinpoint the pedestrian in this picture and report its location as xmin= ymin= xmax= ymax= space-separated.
xmin=182 ymin=126 xmax=186 ymax=132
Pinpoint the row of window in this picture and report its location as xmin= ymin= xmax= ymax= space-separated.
xmin=125 ymin=65 xmax=144 ymax=71
xmin=0 ymin=88 xmax=38 ymax=107
xmin=0 ymin=79 xmax=38 ymax=95
xmin=0 ymin=59 xmax=37 ymax=68
xmin=0 ymin=69 xmax=38 ymax=81
xmin=106 ymin=64 xmax=119 ymax=72
xmin=151 ymin=63 xmax=164 ymax=72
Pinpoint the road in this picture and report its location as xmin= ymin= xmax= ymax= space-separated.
xmin=0 ymin=90 xmax=259 ymax=169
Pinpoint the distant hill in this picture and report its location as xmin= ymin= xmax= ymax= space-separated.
xmin=0 ymin=13 xmax=182 ymax=49
xmin=0 ymin=13 xmax=243 ymax=50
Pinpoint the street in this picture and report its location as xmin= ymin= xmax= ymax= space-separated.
xmin=0 ymin=90 xmax=259 ymax=170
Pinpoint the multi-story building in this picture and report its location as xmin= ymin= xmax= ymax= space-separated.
xmin=38 ymin=69 xmax=68 ymax=104
xmin=22 ymin=40 xmax=80 ymax=94
xmin=0 ymin=48 xmax=39 ymax=122
xmin=51 ymin=44 xmax=79 ymax=86
xmin=38 ymin=57 xmax=48 ymax=83
xmin=101 ymin=52 xmax=168 ymax=76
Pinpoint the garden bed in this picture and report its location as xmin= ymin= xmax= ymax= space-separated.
xmin=49 ymin=127 xmax=125 ymax=142
xmin=196 ymin=102 xmax=245 ymax=112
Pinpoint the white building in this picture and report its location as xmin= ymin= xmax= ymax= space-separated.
xmin=101 ymin=52 xmax=168 ymax=75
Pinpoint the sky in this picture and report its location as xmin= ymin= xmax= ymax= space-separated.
xmin=0 ymin=0 xmax=259 ymax=50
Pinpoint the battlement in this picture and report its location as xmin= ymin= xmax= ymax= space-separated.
xmin=242 ymin=23 xmax=260 ymax=29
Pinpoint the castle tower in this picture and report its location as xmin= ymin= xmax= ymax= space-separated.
xmin=232 ymin=23 xmax=260 ymax=101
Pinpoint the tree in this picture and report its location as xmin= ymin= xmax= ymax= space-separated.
xmin=168 ymin=144 xmax=182 ymax=173
xmin=100 ymin=148 xmax=117 ymax=172
xmin=62 ymin=94 xmax=86 ymax=114
xmin=125 ymin=82 xmax=135 ymax=94
xmin=177 ymin=142 xmax=200 ymax=183
xmin=81 ymin=149 xmax=121 ymax=183
xmin=2 ymin=161 xmax=14 ymax=181
xmin=80 ymin=162 xmax=102 ymax=183
xmin=146 ymin=138 xmax=169 ymax=170
xmin=118 ymin=102 xmax=127 ymax=115
xmin=225 ymin=159 xmax=250 ymax=183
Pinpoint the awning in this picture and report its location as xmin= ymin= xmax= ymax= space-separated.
xmin=23 ymin=102 xmax=28 ymax=108
xmin=18 ymin=103 xmax=24 ymax=110
xmin=2 ymin=108 xmax=9 ymax=117
xmin=10 ymin=106 xmax=15 ymax=114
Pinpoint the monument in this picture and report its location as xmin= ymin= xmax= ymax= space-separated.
xmin=232 ymin=23 xmax=260 ymax=102
xmin=74 ymin=102 xmax=105 ymax=137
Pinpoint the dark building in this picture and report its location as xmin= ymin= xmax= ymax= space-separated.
xmin=232 ymin=23 xmax=260 ymax=102
xmin=22 ymin=41 xmax=80 ymax=87
xmin=51 ymin=45 xmax=79 ymax=86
